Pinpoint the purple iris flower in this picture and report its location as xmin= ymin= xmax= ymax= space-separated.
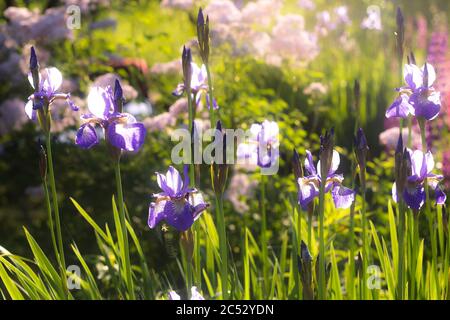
xmin=25 ymin=67 xmax=78 ymax=120
xmin=386 ymin=62 xmax=441 ymax=121
xmin=297 ymin=150 xmax=355 ymax=210
xmin=392 ymin=149 xmax=446 ymax=210
xmin=173 ymin=62 xmax=219 ymax=110
xmin=237 ymin=120 xmax=279 ymax=168
xmin=75 ymin=83 xmax=146 ymax=152
xmin=148 ymin=165 xmax=208 ymax=231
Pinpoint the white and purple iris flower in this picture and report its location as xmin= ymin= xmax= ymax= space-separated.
xmin=386 ymin=62 xmax=441 ymax=121
xmin=168 ymin=286 xmax=204 ymax=300
xmin=25 ymin=67 xmax=78 ymax=120
xmin=392 ymin=149 xmax=446 ymax=210
xmin=297 ymin=150 xmax=355 ymax=210
xmin=173 ymin=62 xmax=219 ymax=110
xmin=237 ymin=120 xmax=279 ymax=168
xmin=75 ymin=82 xmax=146 ymax=152
xmin=148 ymin=165 xmax=208 ymax=231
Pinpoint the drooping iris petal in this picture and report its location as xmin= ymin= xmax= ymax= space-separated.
xmin=298 ymin=177 xmax=319 ymax=210
xmin=434 ymin=186 xmax=446 ymax=205
xmin=87 ymin=86 xmax=113 ymax=119
xmin=172 ymin=83 xmax=185 ymax=97
xmin=148 ymin=199 xmax=167 ymax=229
xmin=24 ymin=100 xmax=36 ymax=120
xmin=41 ymin=67 xmax=63 ymax=93
xmin=27 ymin=72 xmax=39 ymax=89
xmin=385 ymin=94 xmax=414 ymax=118
xmin=403 ymin=185 xmax=426 ymax=210
xmin=410 ymin=89 xmax=441 ymax=121
xmin=107 ymin=120 xmax=146 ymax=152
xmin=75 ymin=123 xmax=99 ymax=149
xmin=163 ymin=200 xmax=196 ymax=231
xmin=331 ymin=184 xmax=355 ymax=209
xmin=189 ymin=192 xmax=207 ymax=221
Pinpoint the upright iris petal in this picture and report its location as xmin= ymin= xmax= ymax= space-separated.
xmin=75 ymin=82 xmax=146 ymax=152
xmin=148 ymin=166 xmax=208 ymax=231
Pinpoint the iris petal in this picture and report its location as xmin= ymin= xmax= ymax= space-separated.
xmin=75 ymin=123 xmax=99 ymax=149
xmin=331 ymin=184 xmax=355 ymax=209
xmin=107 ymin=120 xmax=146 ymax=152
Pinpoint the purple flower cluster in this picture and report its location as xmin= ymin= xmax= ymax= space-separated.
xmin=392 ymin=149 xmax=446 ymax=210
xmin=386 ymin=62 xmax=441 ymax=121
xmin=297 ymin=149 xmax=355 ymax=210
xmin=75 ymin=81 xmax=146 ymax=152
xmin=148 ymin=165 xmax=208 ymax=231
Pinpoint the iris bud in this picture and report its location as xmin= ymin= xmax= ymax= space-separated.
xmin=197 ymin=8 xmax=210 ymax=64
xmin=319 ymin=128 xmax=334 ymax=180
xmin=298 ymin=240 xmax=313 ymax=300
xmin=39 ymin=143 xmax=47 ymax=180
xmin=114 ymin=79 xmax=124 ymax=113
xmin=182 ymin=46 xmax=192 ymax=92
xmin=211 ymin=120 xmax=229 ymax=195
xmin=354 ymin=128 xmax=369 ymax=188
xmin=292 ymin=148 xmax=303 ymax=181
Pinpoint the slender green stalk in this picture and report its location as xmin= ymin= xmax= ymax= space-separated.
xmin=318 ymin=181 xmax=326 ymax=300
xmin=397 ymin=200 xmax=406 ymax=299
xmin=42 ymin=178 xmax=59 ymax=268
xmin=114 ymin=161 xmax=135 ymax=299
xmin=307 ymin=211 xmax=312 ymax=249
xmin=361 ymin=185 xmax=368 ymax=300
xmin=260 ymin=174 xmax=269 ymax=297
xmin=215 ymin=194 xmax=228 ymax=299
xmin=205 ymin=64 xmax=216 ymax=127
xmin=419 ymin=119 xmax=439 ymax=295
xmin=45 ymin=134 xmax=68 ymax=297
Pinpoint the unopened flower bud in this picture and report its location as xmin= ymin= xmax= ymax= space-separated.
xmin=182 ymin=46 xmax=192 ymax=92
xmin=319 ymin=128 xmax=334 ymax=180
xmin=197 ymin=8 xmax=210 ymax=64
xmin=114 ymin=79 xmax=124 ymax=113
xmin=354 ymin=128 xmax=369 ymax=175
xmin=395 ymin=7 xmax=404 ymax=62
xmin=292 ymin=148 xmax=303 ymax=181
xmin=39 ymin=144 xmax=47 ymax=180
xmin=29 ymin=47 xmax=40 ymax=91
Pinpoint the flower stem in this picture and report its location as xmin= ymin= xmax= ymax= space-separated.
xmin=397 ymin=200 xmax=406 ymax=299
xmin=419 ymin=119 xmax=439 ymax=294
xmin=361 ymin=184 xmax=368 ymax=300
xmin=260 ymin=174 xmax=269 ymax=297
xmin=215 ymin=194 xmax=228 ymax=299
xmin=42 ymin=177 xmax=59 ymax=272
xmin=318 ymin=181 xmax=326 ymax=300
xmin=114 ymin=161 xmax=135 ymax=299
xmin=45 ymin=134 xmax=68 ymax=297
xmin=205 ymin=64 xmax=216 ymax=128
